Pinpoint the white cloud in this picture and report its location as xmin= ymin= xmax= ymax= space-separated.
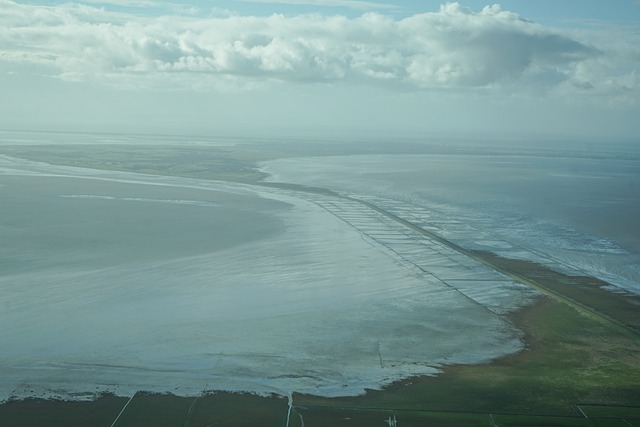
xmin=0 ymin=0 xmax=638 ymax=103
xmin=76 ymin=0 xmax=159 ymax=7
xmin=236 ymin=0 xmax=396 ymax=11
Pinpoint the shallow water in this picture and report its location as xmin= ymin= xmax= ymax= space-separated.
xmin=261 ymin=152 xmax=640 ymax=294
xmin=0 ymin=155 xmax=534 ymax=401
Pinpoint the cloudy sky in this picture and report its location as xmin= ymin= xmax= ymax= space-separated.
xmin=1 ymin=0 xmax=639 ymax=139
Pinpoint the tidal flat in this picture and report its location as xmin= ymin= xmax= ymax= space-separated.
xmin=1 ymin=134 xmax=639 ymax=425
xmin=0 ymin=153 xmax=532 ymax=400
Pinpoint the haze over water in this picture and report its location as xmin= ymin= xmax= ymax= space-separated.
xmin=262 ymin=141 xmax=640 ymax=295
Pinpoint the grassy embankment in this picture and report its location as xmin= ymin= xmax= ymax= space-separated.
xmin=293 ymin=276 xmax=640 ymax=419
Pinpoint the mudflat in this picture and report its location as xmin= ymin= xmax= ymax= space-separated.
xmin=1 ymin=140 xmax=639 ymax=426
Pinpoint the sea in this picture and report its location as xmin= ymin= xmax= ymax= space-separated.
xmin=261 ymin=139 xmax=640 ymax=295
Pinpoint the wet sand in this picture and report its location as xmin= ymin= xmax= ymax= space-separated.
xmin=3 ymin=256 xmax=639 ymax=424
xmin=1 ymin=141 xmax=639 ymax=424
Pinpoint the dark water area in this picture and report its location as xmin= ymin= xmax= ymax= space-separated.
xmin=262 ymin=141 xmax=640 ymax=293
xmin=372 ymin=154 xmax=640 ymax=254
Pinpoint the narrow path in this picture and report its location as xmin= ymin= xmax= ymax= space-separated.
xmin=489 ymin=413 xmax=498 ymax=427
xmin=285 ymin=392 xmax=293 ymax=427
xmin=575 ymin=405 xmax=589 ymax=418
xmin=109 ymin=393 xmax=135 ymax=427
xmin=182 ymin=396 xmax=200 ymax=427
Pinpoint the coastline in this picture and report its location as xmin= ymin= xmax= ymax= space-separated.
xmin=2 ymin=254 xmax=639 ymax=425
xmin=0 ymin=154 xmax=536 ymax=403
xmin=1 ymin=142 xmax=639 ymax=425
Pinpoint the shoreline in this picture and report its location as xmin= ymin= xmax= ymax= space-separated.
xmin=2 ymin=255 xmax=639 ymax=424
xmin=1 ymin=145 xmax=639 ymax=424
xmin=293 ymin=255 xmax=640 ymax=416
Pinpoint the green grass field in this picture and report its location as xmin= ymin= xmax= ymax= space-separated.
xmin=294 ymin=297 xmax=640 ymax=415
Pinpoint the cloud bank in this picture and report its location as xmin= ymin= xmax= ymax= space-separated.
xmin=0 ymin=1 xmax=638 ymax=102
xmin=236 ymin=0 xmax=396 ymax=11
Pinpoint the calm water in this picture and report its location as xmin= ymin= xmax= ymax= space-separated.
xmin=262 ymin=150 xmax=640 ymax=293
xmin=1 ymin=135 xmax=637 ymax=401
xmin=0 ymin=154 xmax=531 ymax=400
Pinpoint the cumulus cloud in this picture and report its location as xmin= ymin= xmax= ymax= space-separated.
xmin=0 ymin=0 xmax=637 ymax=100
xmin=77 ymin=0 xmax=159 ymax=7
xmin=237 ymin=0 xmax=396 ymax=11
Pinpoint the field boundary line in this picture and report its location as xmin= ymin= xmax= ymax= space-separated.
xmin=576 ymin=405 xmax=588 ymax=418
xmin=109 ymin=393 xmax=136 ymax=427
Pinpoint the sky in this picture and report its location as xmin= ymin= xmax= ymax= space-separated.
xmin=1 ymin=0 xmax=639 ymax=139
